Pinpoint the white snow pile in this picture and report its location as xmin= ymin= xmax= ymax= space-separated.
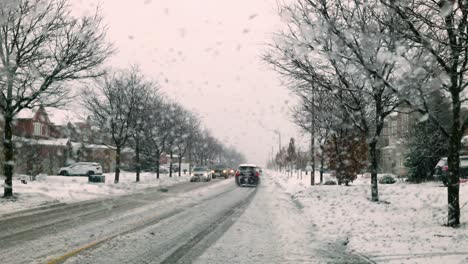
xmin=0 ymin=171 xmax=189 ymax=215
xmin=270 ymin=170 xmax=468 ymax=264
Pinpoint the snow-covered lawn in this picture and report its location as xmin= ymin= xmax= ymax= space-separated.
xmin=0 ymin=171 xmax=190 ymax=216
xmin=270 ymin=170 xmax=468 ymax=264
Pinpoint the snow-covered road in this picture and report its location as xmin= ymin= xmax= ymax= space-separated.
xmin=0 ymin=172 xmax=370 ymax=264
xmin=195 ymin=171 xmax=367 ymax=264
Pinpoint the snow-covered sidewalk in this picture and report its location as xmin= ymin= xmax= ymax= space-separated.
xmin=0 ymin=171 xmax=190 ymax=215
xmin=270 ymin=170 xmax=468 ymax=263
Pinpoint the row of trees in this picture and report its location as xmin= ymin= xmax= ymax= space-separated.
xmin=264 ymin=0 xmax=467 ymax=226
xmin=270 ymin=133 xmax=367 ymax=186
xmin=83 ymin=66 xmax=245 ymax=183
xmin=0 ymin=0 xmax=245 ymax=195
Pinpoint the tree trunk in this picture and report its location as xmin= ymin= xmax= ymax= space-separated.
xmin=311 ymin=131 xmax=315 ymax=186
xmin=3 ymin=115 xmax=14 ymax=197
xmin=115 ymin=146 xmax=121 ymax=183
xmin=320 ymin=145 xmax=324 ymax=184
xmin=169 ymin=149 xmax=173 ymax=177
xmin=369 ymin=140 xmax=379 ymax=202
xmin=188 ymin=147 xmax=192 ymax=175
xmin=156 ymin=153 xmax=160 ymax=179
xmin=178 ymin=157 xmax=182 ymax=176
xmin=135 ymin=137 xmax=140 ymax=182
xmin=447 ymin=91 xmax=461 ymax=226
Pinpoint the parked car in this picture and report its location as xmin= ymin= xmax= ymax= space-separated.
xmin=434 ymin=156 xmax=468 ymax=186
xmin=190 ymin=166 xmax=212 ymax=182
xmin=158 ymin=166 xmax=169 ymax=174
xmin=212 ymin=164 xmax=229 ymax=179
xmin=235 ymin=164 xmax=260 ymax=187
xmin=59 ymin=162 xmax=102 ymax=176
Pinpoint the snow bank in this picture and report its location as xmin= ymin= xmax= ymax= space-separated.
xmin=0 ymin=171 xmax=190 ymax=215
xmin=270 ymin=170 xmax=468 ymax=263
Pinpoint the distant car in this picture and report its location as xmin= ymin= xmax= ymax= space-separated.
xmin=190 ymin=166 xmax=212 ymax=182
xmin=434 ymin=156 xmax=468 ymax=186
xmin=59 ymin=162 xmax=102 ymax=176
xmin=212 ymin=164 xmax=229 ymax=179
xmin=235 ymin=164 xmax=260 ymax=187
xmin=228 ymin=168 xmax=236 ymax=177
xmin=158 ymin=166 xmax=169 ymax=174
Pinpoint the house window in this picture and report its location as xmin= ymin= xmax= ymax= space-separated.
xmin=33 ymin=122 xmax=42 ymax=136
xmin=401 ymin=114 xmax=409 ymax=133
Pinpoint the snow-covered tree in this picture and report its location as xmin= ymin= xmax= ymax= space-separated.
xmin=0 ymin=0 xmax=112 ymax=197
xmin=84 ymin=66 xmax=150 ymax=183
xmin=265 ymin=0 xmax=402 ymax=200
xmin=286 ymin=137 xmax=297 ymax=174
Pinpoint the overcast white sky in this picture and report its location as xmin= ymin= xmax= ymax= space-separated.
xmin=73 ymin=0 xmax=303 ymax=165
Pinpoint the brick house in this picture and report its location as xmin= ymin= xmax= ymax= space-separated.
xmin=9 ymin=106 xmax=135 ymax=175
xmin=15 ymin=106 xmax=61 ymax=139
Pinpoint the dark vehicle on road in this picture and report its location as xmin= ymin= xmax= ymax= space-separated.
xmin=235 ymin=164 xmax=260 ymax=187
xmin=212 ymin=164 xmax=229 ymax=179
xmin=434 ymin=156 xmax=468 ymax=186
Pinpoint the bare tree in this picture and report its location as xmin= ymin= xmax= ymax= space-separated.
xmin=129 ymin=79 xmax=159 ymax=182
xmin=83 ymin=66 xmax=149 ymax=183
xmin=0 ymin=0 xmax=112 ymax=197
xmin=140 ymin=101 xmax=172 ymax=179
xmin=265 ymin=0 xmax=402 ymax=201
xmin=173 ymin=112 xmax=200 ymax=176
xmin=292 ymin=90 xmax=337 ymax=183
xmin=379 ymin=0 xmax=468 ymax=227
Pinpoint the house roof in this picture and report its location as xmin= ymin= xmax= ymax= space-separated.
xmin=14 ymin=137 xmax=70 ymax=146
xmin=16 ymin=108 xmax=35 ymax=119
xmin=71 ymin=142 xmax=116 ymax=151
xmin=15 ymin=107 xmax=85 ymax=126
xmin=45 ymin=107 xmax=85 ymax=126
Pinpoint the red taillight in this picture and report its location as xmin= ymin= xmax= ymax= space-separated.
xmin=236 ymin=171 xmax=240 ymax=177
xmin=442 ymin=166 xmax=449 ymax=172
xmin=255 ymin=172 xmax=259 ymax=177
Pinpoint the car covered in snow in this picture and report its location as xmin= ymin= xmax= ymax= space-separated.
xmin=59 ymin=162 xmax=103 ymax=176
xmin=190 ymin=166 xmax=212 ymax=182
xmin=235 ymin=164 xmax=260 ymax=187
xmin=434 ymin=156 xmax=468 ymax=186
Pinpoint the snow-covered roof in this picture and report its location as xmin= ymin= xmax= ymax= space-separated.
xmin=15 ymin=107 xmax=85 ymax=126
xmin=16 ymin=108 xmax=35 ymax=119
xmin=14 ymin=137 xmax=70 ymax=146
xmin=71 ymin=142 xmax=116 ymax=150
xmin=45 ymin=107 xmax=85 ymax=126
